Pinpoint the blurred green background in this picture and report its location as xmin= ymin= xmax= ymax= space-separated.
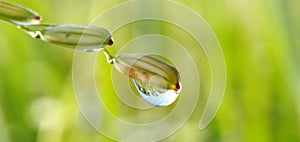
xmin=0 ymin=0 xmax=299 ymax=142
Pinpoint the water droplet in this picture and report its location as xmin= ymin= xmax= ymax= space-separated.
xmin=112 ymin=53 xmax=182 ymax=106
xmin=132 ymin=76 xmax=181 ymax=106
xmin=0 ymin=1 xmax=42 ymax=25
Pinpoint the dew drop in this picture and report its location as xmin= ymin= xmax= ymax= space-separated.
xmin=132 ymin=78 xmax=181 ymax=107
xmin=111 ymin=53 xmax=182 ymax=106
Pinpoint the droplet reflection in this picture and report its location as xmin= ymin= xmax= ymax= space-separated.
xmin=109 ymin=52 xmax=182 ymax=107
xmin=132 ymin=78 xmax=181 ymax=107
